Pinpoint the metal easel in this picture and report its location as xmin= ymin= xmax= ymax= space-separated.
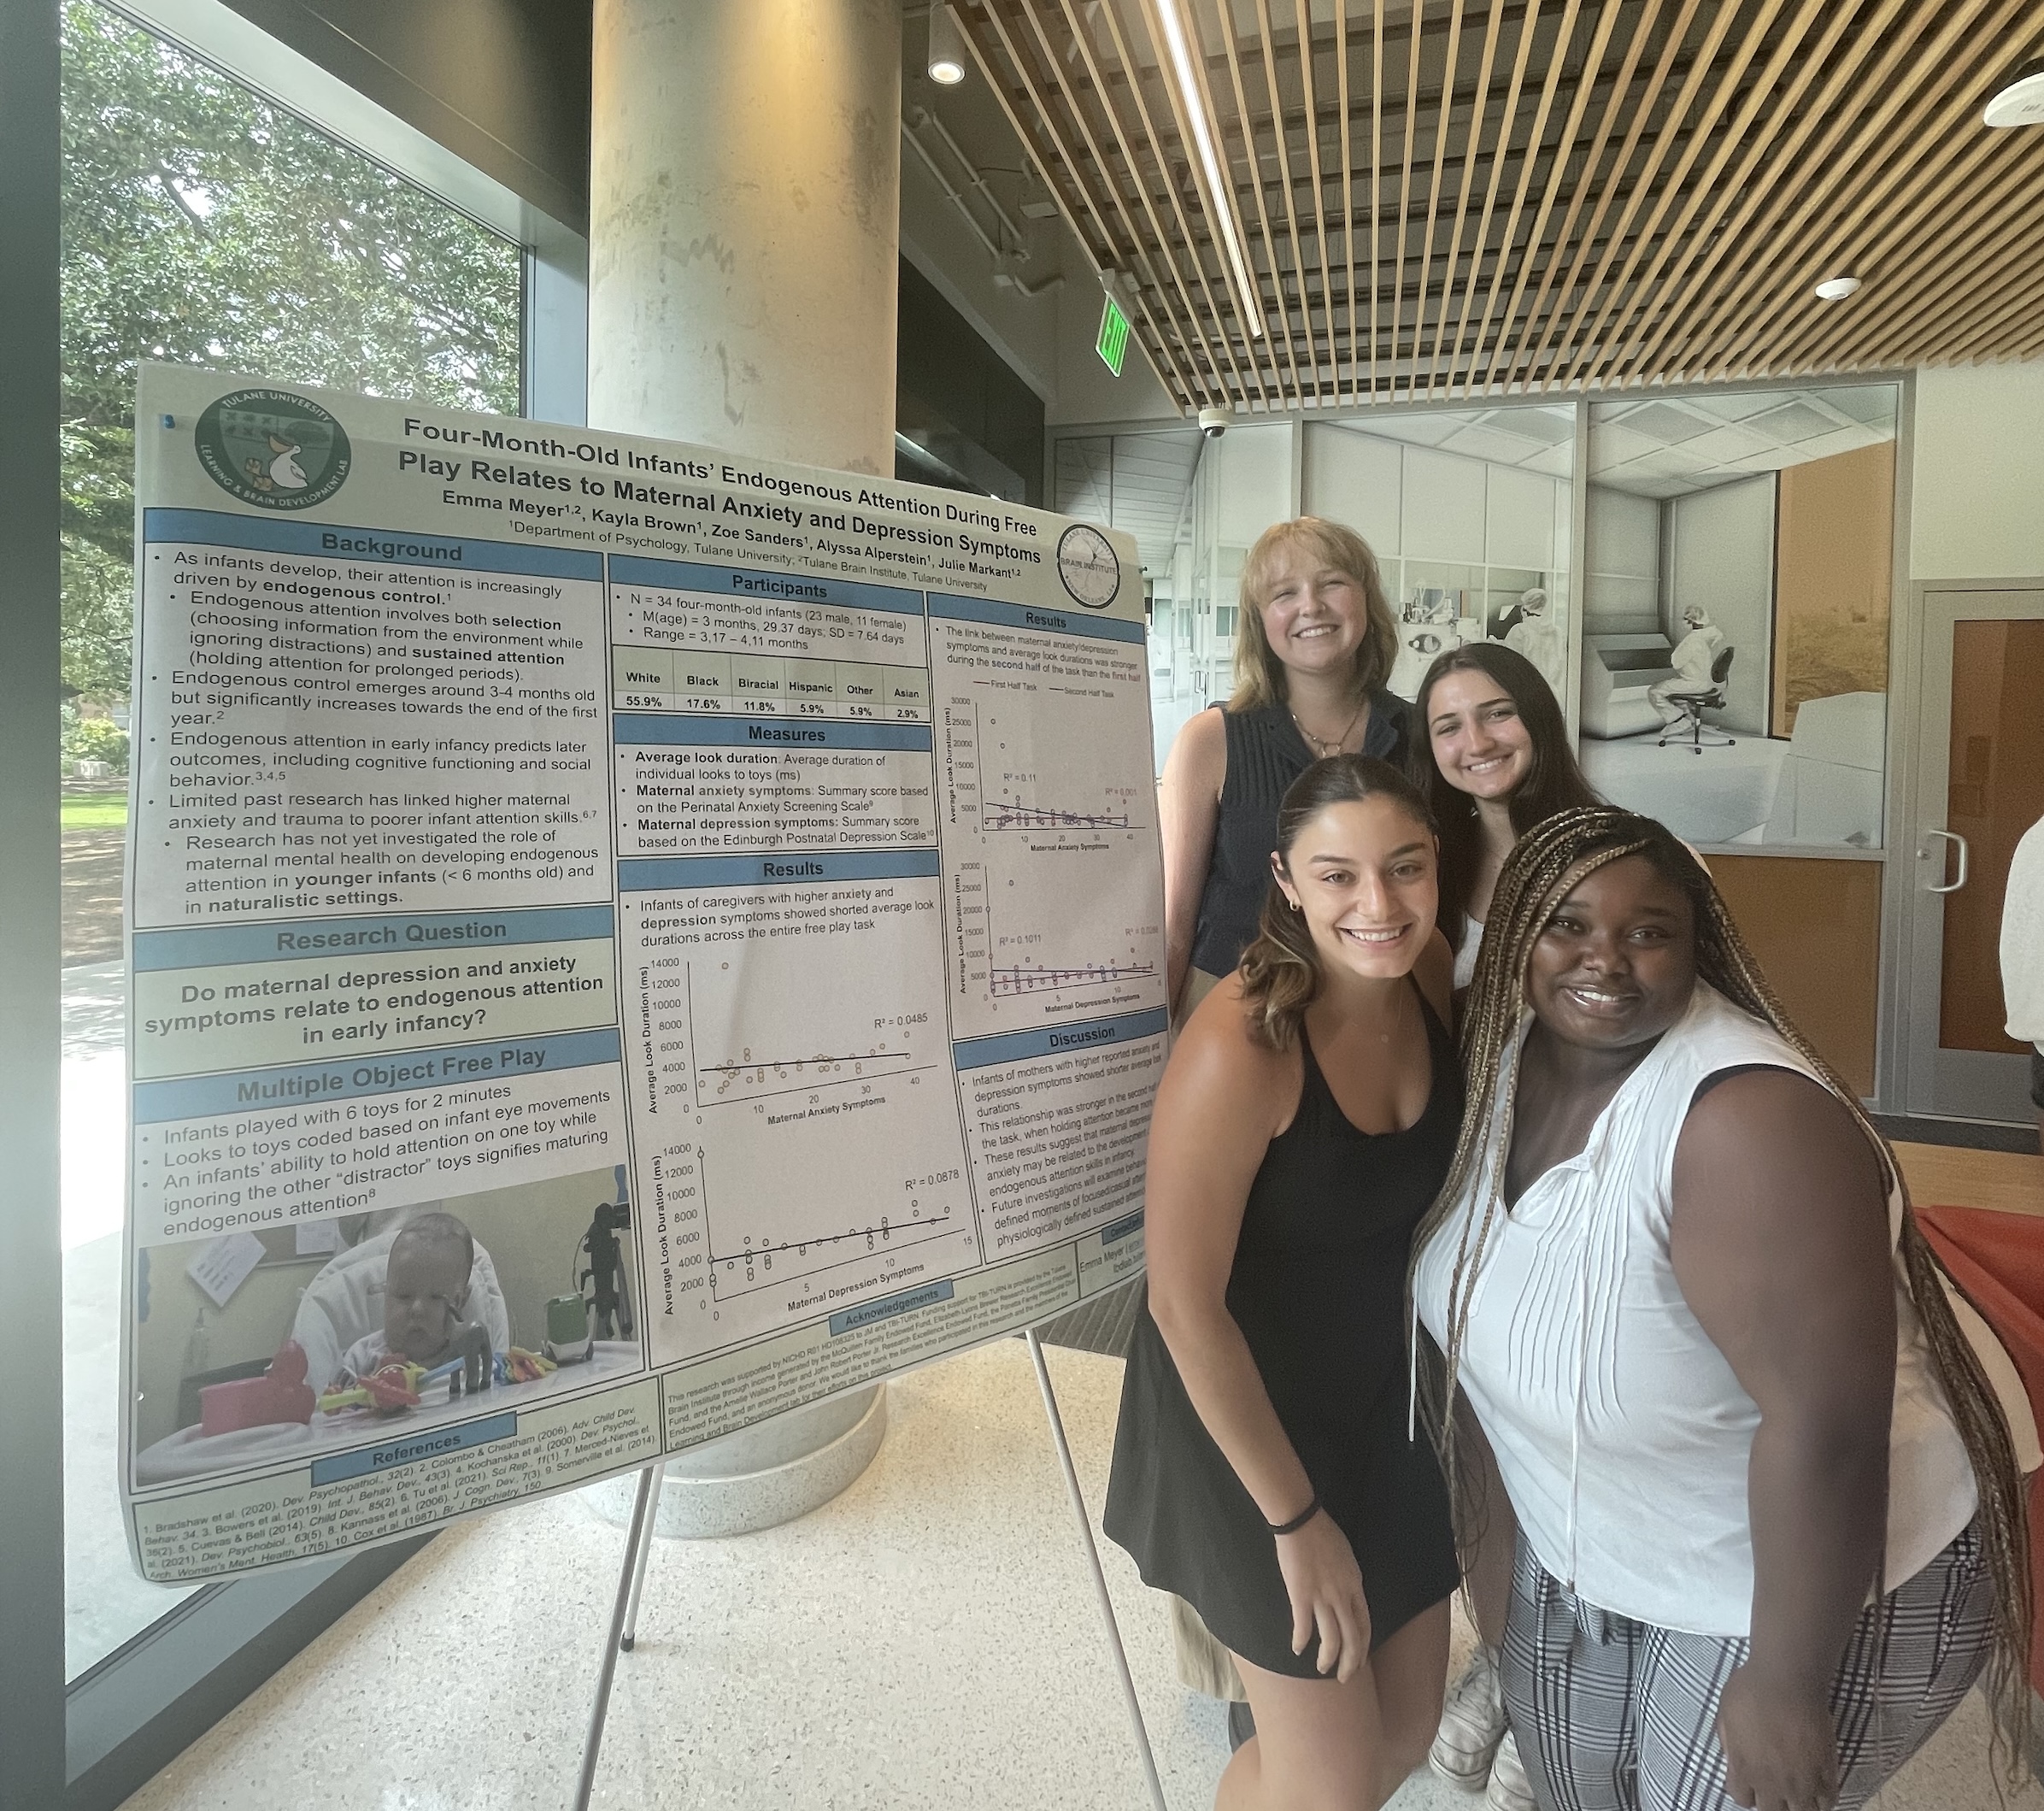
xmin=573 ymin=1313 xmax=1166 ymax=1811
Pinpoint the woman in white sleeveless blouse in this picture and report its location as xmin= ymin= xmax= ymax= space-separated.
xmin=1411 ymin=808 xmax=2034 ymax=1811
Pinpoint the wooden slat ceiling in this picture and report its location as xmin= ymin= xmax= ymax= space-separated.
xmin=956 ymin=0 xmax=2044 ymax=412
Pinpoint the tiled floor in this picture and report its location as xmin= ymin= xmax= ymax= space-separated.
xmin=117 ymin=1338 xmax=2040 ymax=1811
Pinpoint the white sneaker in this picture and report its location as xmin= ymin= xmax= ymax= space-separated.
xmin=1483 ymin=1728 xmax=1536 ymax=1811
xmin=1429 ymin=1645 xmax=1507 ymax=1790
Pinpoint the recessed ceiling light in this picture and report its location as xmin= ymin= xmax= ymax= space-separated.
xmin=1986 ymin=57 xmax=2044 ymax=127
xmin=1813 ymin=275 xmax=1863 ymax=302
xmin=927 ymin=4 xmax=966 ymax=85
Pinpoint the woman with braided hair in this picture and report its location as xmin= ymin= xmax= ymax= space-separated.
xmin=1412 ymin=806 xmax=2034 ymax=1811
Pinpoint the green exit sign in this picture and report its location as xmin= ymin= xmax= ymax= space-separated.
xmin=1096 ymin=293 xmax=1131 ymax=376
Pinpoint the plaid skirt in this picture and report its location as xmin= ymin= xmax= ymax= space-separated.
xmin=1500 ymin=1520 xmax=1995 ymax=1811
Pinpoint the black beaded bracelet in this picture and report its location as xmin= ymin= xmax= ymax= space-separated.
xmin=1267 ymin=1495 xmax=1320 ymax=1537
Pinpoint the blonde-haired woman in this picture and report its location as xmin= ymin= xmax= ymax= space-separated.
xmin=1163 ymin=517 xmax=1406 ymax=1026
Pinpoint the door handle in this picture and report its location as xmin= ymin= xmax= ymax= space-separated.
xmin=1924 ymin=828 xmax=1970 ymax=894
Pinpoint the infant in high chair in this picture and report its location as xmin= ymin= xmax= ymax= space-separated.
xmin=333 ymin=1211 xmax=484 ymax=1384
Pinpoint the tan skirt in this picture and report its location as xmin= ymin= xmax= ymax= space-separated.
xmin=1171 ymin=1592 xmax=1248 ymax=1700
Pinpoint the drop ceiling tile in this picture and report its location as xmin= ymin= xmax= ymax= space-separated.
xmin=1746 ymin=399 xmax=1852 ymax=444
xmin=1586 ymin=422 xmax=1672 ymax=474
xmin=1438 ymin=423 xmax=1560 ymax=465
xmin=1603 ymin=400 xmax=1719 ymax=445
xmin=1676 ymin=423 xmax=1777 ymax=467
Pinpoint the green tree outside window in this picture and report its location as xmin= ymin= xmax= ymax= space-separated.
xmin=61 ymin=0 xmax=523 ymax=708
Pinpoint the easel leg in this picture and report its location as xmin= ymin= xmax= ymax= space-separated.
xmin=1025 ymin=1328 xmax=1169 ymax=1811
xmin=621 ymin=1463 xmax=666 ymax=1652
xmin=574 ymin=1461 xmax=660 ymax=1811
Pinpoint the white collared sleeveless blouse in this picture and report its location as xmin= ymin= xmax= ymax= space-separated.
xmin=1413 ymin=983 xmax=1980 ymax=1638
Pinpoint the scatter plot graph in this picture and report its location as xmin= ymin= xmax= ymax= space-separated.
xmin=696 ymin=1035 xmax=916 ymax=1102
xmin=968 ymin=700 xmax=1149 ymax=838
xmin=989 ymin=955 xmax=1159 ymax=997
xmin=982 ymin=800 xmax=1137 ymax=832
xmin=937 ymin=696 xmax=1166 ymax=1037
xmin=696 ymin=1144 xmax=962 ymax=1302
xmin=678 ymin=911 xmax=944 ymax=1106
xmin=628 ymin=875 xmax=982 ymax=1351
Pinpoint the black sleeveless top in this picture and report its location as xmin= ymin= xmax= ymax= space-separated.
xmin=1189 ymin=694 xmax=1412 ymax=979
xmin=1104 ymin=988 xmax=1462 ymax=1675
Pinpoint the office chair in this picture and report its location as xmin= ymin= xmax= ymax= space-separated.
xmin=1658 ymin=646 xmax=1736 ymax=753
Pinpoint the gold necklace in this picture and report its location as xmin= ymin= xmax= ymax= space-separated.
xmin=1289 ymin=697 xmax=1366 ymax=756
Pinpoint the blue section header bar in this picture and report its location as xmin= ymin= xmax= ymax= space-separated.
xmin=610 ymin=554 xmax=924 ymax=617
xmin=310 ymin=1411 xmax=518 ymax=1485
xmin=951 ymin=1009 xmax=1169 ymax=1072
xmin=133 ymin=1027 xmax=622 ymax=1123
xmin=928 ymin=592 xmax=1146 ymax=645
xmin=619 ymin=850 xmax=939 ymax=892
xmin=144 ymin=507 xmax=602 ymax=579
xmin=132 ymin=906 xmax=615 ymax=972
xmin=829 ymin=1279 xmax=954 ymax=1336
xmin=613 ymin=714 xmax=931 ymax=752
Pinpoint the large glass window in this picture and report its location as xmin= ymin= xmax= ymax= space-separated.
xmin=1579 ymin=385 xmax=1900 ymax=850
xmin=60 ymin=0 xmax=524 ymax=1679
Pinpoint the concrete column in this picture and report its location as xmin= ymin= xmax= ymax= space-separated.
xmin=586 ymin=0 xmax=902 ymax=1537
xmin=590 ymin=0 xmax=901 ymax=473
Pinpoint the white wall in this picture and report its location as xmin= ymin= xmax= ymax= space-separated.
xmin=1583 ymin=486 xmax=1660 ymax=635
xmin=1665 ymin=475 xmax=1773 ymax=735
xmin=1303 ymin=424 xmax=1401 ymax=551
xmin=1300 ymin=422 xmax=1566 ymax=572
xmin=1211 ymin=422 xmax=1295 ymax=546
xmin=1911 ymin=362 xmax=2044 ymax=579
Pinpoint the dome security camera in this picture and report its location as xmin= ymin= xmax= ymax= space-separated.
xmin=1198 ymin=404 xmax=1234 ymax=438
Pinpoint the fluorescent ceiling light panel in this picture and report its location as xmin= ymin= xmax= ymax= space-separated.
xmin=1153 ymin=0 xmax=1266 ymax=339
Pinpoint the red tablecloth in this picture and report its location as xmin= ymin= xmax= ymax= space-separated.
xmin=1917 ymin=1202 xmax=2044 ymax=1695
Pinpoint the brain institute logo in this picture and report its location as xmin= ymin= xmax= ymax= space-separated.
xmin=194 ymin=388 xmax=351 ymax=510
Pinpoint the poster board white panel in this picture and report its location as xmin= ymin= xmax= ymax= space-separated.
xmin=122 ymin=367 xmax=1161 ymax=1583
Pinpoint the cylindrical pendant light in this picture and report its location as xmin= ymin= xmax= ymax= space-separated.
xmin=928 ymin=4 xmax=966 ymax=85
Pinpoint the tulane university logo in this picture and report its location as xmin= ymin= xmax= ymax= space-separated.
xmin=194 ymin=388 xmax=351 ymax=510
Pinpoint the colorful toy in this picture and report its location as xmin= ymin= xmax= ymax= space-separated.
xmin=199 ymin=1339 xmax=316 ymax=1436
xmin=318 ymin=1360 xmax=426 ymax=1416
xmin=500 ymin=1345 xmax=558 ymax=1385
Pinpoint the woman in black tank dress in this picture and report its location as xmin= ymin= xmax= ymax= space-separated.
xmin=1107 ymin=756 xmax=1460 ymax=1811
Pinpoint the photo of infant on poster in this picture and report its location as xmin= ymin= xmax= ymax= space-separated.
xmin=129 ymin=1165 xmax=643 ymax=1486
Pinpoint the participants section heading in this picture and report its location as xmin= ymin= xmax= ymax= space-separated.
xmin=609 ymin=554 xmax=924 ymax=617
